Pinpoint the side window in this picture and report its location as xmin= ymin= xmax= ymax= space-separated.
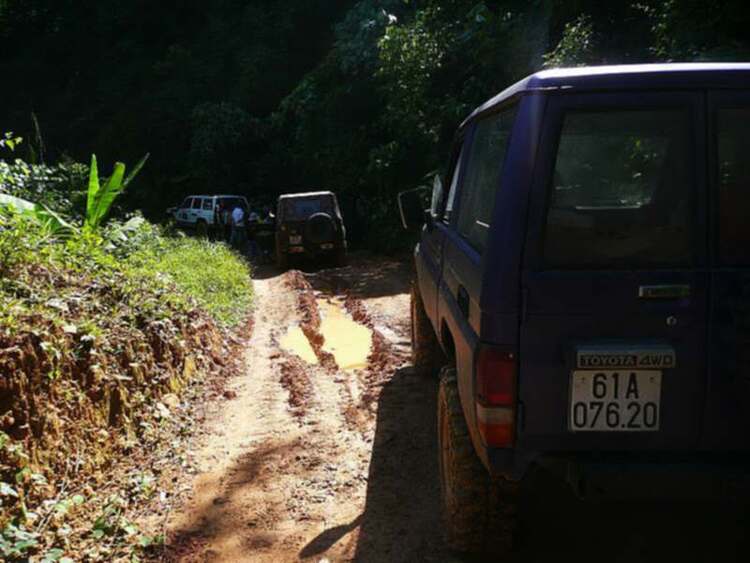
xmin=717 ymin=107 xmax=750 ymax=265
xmin=202 ymin=198 xmax=213 ymax=210
xmin=181 ymin=197 xmax=193 ymax=209
xmin=192 ymin=198 xmax=202 ymax=209
xmin=442 ymin=143 xmax=465 ymax=223
xmin=456 ymin=107 xmax=517 ymax=253
xmin=543 ymin=109 xmax=692 ymax=268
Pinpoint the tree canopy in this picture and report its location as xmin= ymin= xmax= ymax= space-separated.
xmin=1 ymin=0 xmax=749 ymax=250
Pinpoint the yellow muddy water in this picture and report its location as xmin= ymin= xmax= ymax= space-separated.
xmin=280 ymin=298 xmax=372 ymax=371
xmin=318 ymin=299 xmax=372 ymax=371
xmin=280 ymin=326 xmax=318 ymax=365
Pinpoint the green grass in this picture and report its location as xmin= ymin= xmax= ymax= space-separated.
xmin=147 ymin=237 xmax=253 ymax=326
xmin=0 ymin=213 xmax=253 ymax=329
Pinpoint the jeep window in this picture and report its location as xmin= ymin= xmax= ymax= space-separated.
xmin=191 ymin=197 xmax=202 ymax=209
xmin=456 ymin=107 xmax=517 ymax=253
xmin=717 ymin=107 xmax=750 ymax=265
xmin=543 ymin=109 xmax=693 ymax=268
xmin=283 ymin=197 xmax=333 ymax=221
xmin=442 ymin=143 xmax=465 ymax=223
xmin=181 ymin=197 xmax=193 ymax=209
xmin=202 ymin=198 xmax=213 ymax=210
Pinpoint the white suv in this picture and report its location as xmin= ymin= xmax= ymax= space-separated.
xmin=169 ymin=195 xmax=249 ymax=233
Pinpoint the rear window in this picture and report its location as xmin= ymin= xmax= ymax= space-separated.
xmin=543 ymin=109 xmax=693 ymax=268
xmin=717 ymin=107 xmax=750 ymax=265
xmin=283 ymin=197 xmax=333 ymax=220
xmin=202 ymin=198 xmax=213 ymax=210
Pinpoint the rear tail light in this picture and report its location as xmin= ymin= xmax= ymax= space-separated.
xmin=475 ymin=346 xmax=516 ymax=448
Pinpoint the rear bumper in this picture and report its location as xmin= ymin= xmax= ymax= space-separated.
xmin=490 ymin=450 xmax=750 ymax=501
xmin=278 ymin=241 xmax=346 ymax=257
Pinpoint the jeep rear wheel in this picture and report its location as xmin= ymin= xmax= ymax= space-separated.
xmin=438 ymin=368 xmax=518 ymax=555
xmin=411 ymin=282 xmax=444 ymax=377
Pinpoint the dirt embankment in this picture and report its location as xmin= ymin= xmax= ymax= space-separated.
xmin=0 ymin=260 xmax=251 ymax=559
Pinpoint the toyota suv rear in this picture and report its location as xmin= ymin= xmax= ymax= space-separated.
xmin=399 ymin=63 xmax=750 ymax=555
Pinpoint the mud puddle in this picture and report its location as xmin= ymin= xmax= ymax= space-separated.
xmin=281 ymin=297 xmax=372 ymax=371
xmin=280 ymin=325 xmax=318 ymax=365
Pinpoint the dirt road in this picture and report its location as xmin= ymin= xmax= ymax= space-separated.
xmin=159 ymin=256 xmax=451 ymax=562
xmin=157 ymin=255 xmax=748 ymax=563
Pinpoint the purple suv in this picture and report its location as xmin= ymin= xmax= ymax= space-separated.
xmin=399 ymin=63 xmax=750 ymax=554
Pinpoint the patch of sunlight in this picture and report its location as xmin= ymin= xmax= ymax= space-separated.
xmin=319 ymin=299 xmax=372 ymax=371
xmin=280 ymin=325 xmax=319 ymax=365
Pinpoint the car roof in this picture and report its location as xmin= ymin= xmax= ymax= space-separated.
xmin=278 ymin=191 xmax=335 ymax=200
xmin=463 ymin=62 xmax=750 ymax=126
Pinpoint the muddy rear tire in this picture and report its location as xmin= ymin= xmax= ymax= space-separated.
xmin=411 ymin=282 xmax=445 ymax=377
xmin=437 ymin=367 xmax=518 ymax=555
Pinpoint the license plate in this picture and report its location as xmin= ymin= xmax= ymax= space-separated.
xmin=289 ymin=235 xmax=302 ymax=244
xmin=321 ymin=243 xmax=334 ymax=250
xmin=569 ymin=370 xmax=661 ymax=432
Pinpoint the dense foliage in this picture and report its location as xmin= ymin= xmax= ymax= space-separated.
xmin=1 ymin=0 xmax=749 ymax=251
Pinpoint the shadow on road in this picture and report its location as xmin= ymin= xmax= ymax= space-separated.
xmin=251 ymin=252 xmax=412 ymax=297
xmin=352 ymin=367 xmax=447 ymax=562
xmin=320 ymin=364 xmax=750 ymax=562
xmin=159 ymin=439 xmax=302 ymax=562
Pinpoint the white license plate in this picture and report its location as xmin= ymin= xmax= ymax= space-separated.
xmin=289 ymin=235 xmax=302 ymax=244
xmin=321 ymin=243 xmax=334 ymax=249
xmin=569 ymin=370 xmax=661 ymax=432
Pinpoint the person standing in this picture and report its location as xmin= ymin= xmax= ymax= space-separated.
xmin=247 ymin=208 xmax=261 ymax=259
xmin=230 ymin=205 xmax=247 ymax=251
xmin=221 ymin=203 xmax=232 ymax=242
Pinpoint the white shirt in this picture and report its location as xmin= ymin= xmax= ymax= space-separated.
xmin=232 ymin=207 xmax=245 ymax=226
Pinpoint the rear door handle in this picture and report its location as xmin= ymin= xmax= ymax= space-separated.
xmin=457 ymin=285 xmax=470 ymax=319
xmin=638 ymin=284 xmax=691 ymax=299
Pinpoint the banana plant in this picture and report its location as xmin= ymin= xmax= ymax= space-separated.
xmin=84 ymin=153 xmax=149 ymax=231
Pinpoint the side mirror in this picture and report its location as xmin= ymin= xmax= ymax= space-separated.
xmin=398 ymin=187 xmax=430 ymax=230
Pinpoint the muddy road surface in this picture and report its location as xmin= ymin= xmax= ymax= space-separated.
xmin=159 ymin=255 xmax=748 ymax=562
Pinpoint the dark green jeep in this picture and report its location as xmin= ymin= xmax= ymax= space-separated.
xmin=274 ymin=191 xmax=347 ymax=269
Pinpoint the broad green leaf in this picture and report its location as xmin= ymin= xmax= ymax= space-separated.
xmin=0 ymin=194 xmax=76 ymax=236
xmin=89 ymin=161 xmax=125 ymax=229
xmin=122 ymin=153 xmax=149 ymax=189
xmin=85 ymin=154 xmax=100 ymax=225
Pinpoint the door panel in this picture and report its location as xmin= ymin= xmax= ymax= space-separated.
xmin=417 ymin=222 xmax=447 ymax=324
xmin=417 ymin=141 xmax=467 ymax=325
xmin=518 ymin=92 xmax=708 ymax=451
xmin=704 ymin=92 xmax=750 ymax=449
